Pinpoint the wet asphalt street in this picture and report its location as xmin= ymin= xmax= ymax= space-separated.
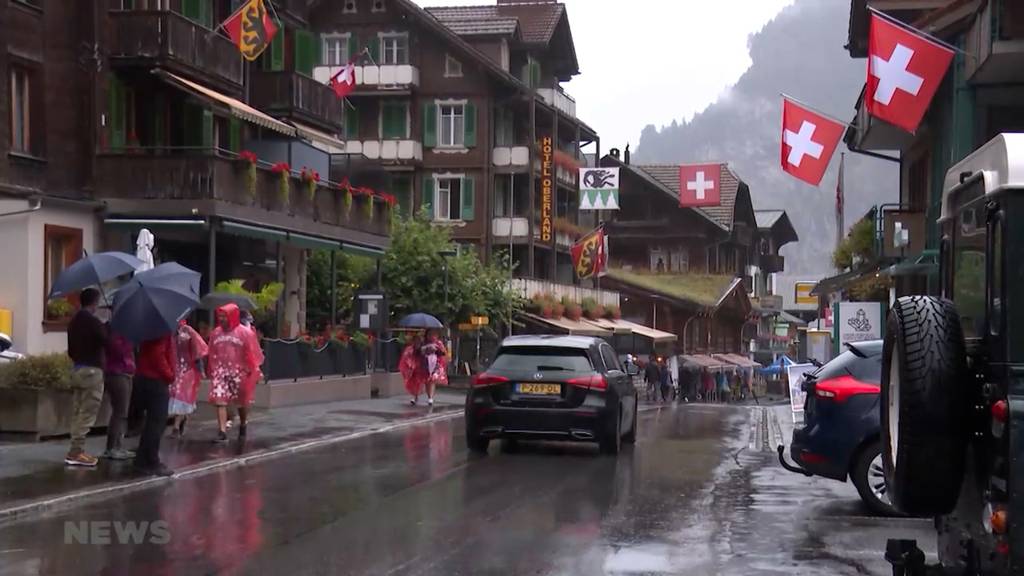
xmin=0 ymin=403 xmax=934 ymax=576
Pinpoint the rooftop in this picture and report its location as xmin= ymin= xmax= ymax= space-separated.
xmin=754 ymin=210 xmax=784 ymax=229
xmin=634 ymin=164 xmax=742 ymax=231
xmin=605 ymin=269 xmax=739 ymax=308
xmin=426 ymin=3 xmax=565 ymax=44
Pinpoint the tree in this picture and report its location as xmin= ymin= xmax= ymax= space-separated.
xmin=381 ymin=211 xmax=523 ymax=326
xmin=833 ymin=217 xmax=876 ymax=270
xmin=305 ymin=250 xmax=376 ymax=330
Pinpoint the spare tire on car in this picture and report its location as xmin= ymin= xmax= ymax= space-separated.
xmin=881 ymin=296 xmax=969 ymax=516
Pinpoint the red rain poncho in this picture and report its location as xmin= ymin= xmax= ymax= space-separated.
xmin=207 ymin=304 xmax=263 ymax=406
xmin=168 ymin=321 xmax=209 ymax=414
xmin=399 ymin=343 xmax=428 ymax=397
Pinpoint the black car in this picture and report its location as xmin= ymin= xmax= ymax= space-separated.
xmin=464 ymin=335 xmax=638 ymax=455
xmin=782 ymin=340 xmax=896 ymax=515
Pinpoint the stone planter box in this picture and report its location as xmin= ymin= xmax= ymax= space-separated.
xmin=0 ymin=388 xmax=112 ymax=441
xmin=371 ymin=372 xmax=406 ymax=398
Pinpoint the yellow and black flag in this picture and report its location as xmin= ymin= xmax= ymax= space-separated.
xmin=571 ymin=226 xmax=607 ymax=280
xmin=224 ymin=0 xmax=279 ymax=61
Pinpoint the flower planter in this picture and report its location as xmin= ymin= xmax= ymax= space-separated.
xmin=0 ymin=388 xmax=111 ymax=440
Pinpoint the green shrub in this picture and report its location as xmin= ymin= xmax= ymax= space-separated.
xmin=0 ymin=354 xmax=72 ymax=391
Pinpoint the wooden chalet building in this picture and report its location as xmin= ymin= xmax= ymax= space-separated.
xmin=597 ymin=151 xmax=798 ymax=359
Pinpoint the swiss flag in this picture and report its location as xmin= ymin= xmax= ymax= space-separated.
xmin=329 ymin=62 xmax=357 ymax=99
xmin=678 ymin=164 xmax=722 ymax=207
xmin=781 ymin=98 xmax=844 ymax=186
xmin=866 ymin=12 xmax=954 ymax=133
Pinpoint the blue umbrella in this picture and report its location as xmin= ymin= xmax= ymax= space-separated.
xmin=134 ymin=262 xmax=201 ymax=295
xmin=48 ymin=252 xmax=144 ymax=299
xmin=111 ymin=277 xmax=200 ymax=343
xmin=397 ymin=313 xmax=444 ymax=329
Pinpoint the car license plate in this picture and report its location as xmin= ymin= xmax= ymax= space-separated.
xmin=517 ymin=383 xmax=561 ymax=395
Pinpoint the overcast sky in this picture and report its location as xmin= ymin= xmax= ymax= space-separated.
xmin=413 ymin=0 xmax=795 ymax=150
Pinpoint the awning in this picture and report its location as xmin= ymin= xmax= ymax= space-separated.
xmin=342 ymin=243 xmax=386 ymax=259
xmin=104 ymin=218 xmax=207 ymax=228
xmin=293 ymin=122 xmax=347 ymax=155
xmin=713 ymin=353 xmax=762 ymax=369
xmin=681 ymin=354 xmax=732 ymax=370
xmin=290 ymin=232 xmax=341 ymax=251
xmin=221 ymin=220 xmax=345 ymax=251
xmin=612 ymin=319 xmax=677 ymax=343
xmin=581 ymin=318 xmax=632 ymax=335
xmin=520 ymin=312 xmax=610 ymax=337
xmin=882 ymin=249 xmax=939 ymax=278
xmin=156 ymin=71 xmax=297 ymax=137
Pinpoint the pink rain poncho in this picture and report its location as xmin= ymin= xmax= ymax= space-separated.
xmin=168 ymin=320 xmax=209 ymax=416
xmin=207 ymin=304 xmax=263 ymax=406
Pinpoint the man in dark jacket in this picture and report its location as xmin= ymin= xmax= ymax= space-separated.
xmin=643 ymin=357 xmax=661 ymax=401
xmin=66 ymin=288 xmax=107 ymax=467
xmin=133 ymin=333 xmax=176 ymax=477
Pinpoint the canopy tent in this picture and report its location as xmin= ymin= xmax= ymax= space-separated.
xmin=519 ymin=312 xmax=610 ymax=337
xmin=714 ymin=353 xmax=762 ymax=369
xmin=759 ymin=355 xmax=796 ymax=375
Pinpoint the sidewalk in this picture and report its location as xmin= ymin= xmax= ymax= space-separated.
xmin=0 ymin=389 xmax=466 ymax=523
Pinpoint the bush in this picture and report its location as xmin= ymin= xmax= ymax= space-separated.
xmin=351 ymin=331 xmax=370 ymax=349
xmin=0 ymin=354 xmax=72 ymax=391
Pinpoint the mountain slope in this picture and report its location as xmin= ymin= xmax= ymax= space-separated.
xmin=633 ymin=0 xmax=898 ymax=276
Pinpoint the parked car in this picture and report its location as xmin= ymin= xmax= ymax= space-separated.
xmin=0 ymin=333 xmax=23 ymax=363
xmin=465 ymin=335 xmax=638 ymax=456
xmin=779 ymin=340 xmax=896 ymax=515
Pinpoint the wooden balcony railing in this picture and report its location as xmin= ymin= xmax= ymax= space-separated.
xmin=109 ymin=10 xmax=244 ymax=89
xmin=94 ymin=151 xmax=388 ymax=238
xmin=249 ymin=71 xmax=344 ymax=131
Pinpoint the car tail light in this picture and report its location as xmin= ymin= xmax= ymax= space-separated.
xmin=799 ymin=451 xmax=828 ymax=464
xmin=472 ymin=373 xmax=509 ymax=387
xmin=567 ymin=374 xmax=607 ymax=391
xmin=992 ymin=400 xmax=1009 ymax=424
xmin=991 ymin=508 xmax=1009 ymax=535
xmin=814 ymin=375 xmax=879 ymax=403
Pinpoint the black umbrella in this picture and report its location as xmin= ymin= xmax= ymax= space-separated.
xmin=134 ymin=262 xmax=201 ymax=294
xmin=110 ymin=277 xmax=200 ymax=343
xmin=397 ymin=313 xmax=444 ymax=329
xmin=48 ymin=252 xmax=144 ymax=299
xmin=198 ymin=292 xmax=257 ymax=311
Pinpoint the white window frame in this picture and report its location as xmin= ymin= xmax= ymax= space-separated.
xmin=378 ymin=99 xmax=410 ymax=140
xmin=434 ymin=173 xmax=464 ymax=222
xmin=444 ymin=54 xmax=463 ymax=78
xmin=378 ymin=32 xmax=409 ymax=65
xmin=322 ymin=33 xmax=351 ymax=67
xmin=436 ymin=99 xmax=466 ymax=149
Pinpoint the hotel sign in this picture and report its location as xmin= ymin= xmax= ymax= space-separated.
xmin=541 ymin=136 xmax=553 ymax=244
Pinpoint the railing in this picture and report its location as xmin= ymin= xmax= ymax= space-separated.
xmin=94 ymin=149 xmax=389 ymax=237
xmin=345 ymin=140 xmax=422 ymax=162
xmin=108 ymin=10 xmax=244 ymax=88
xmin=312 ymin=65 xmax=420 ymax=89
xmin=537 ymin=87 xmax=577 ymax=118
xmin=964 ymin=0 xmax=1024 ymax=83
xmin=492 ymin=217 xmax=529 ymax=238
xmin=511 ymin=279 xmax=620 ymax=307
xmin=492 ymin=146 xmax=530 ymax=167
xmin=249 ymin=71 xmax=344 ymax=130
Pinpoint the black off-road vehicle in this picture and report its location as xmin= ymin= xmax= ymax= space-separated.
xmin=882 ymin=133 xmax=1023 ymax=576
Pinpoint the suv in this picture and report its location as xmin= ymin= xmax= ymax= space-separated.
xmin=882 ymin=134 xmax=1022 ymax=575
xmin=464 ymin=335 xmax=638 ymax=456
xmin=784 ymin=341 xmax=896 ymax=515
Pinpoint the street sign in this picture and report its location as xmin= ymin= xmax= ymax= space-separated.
xmin=834 ymin=301 xmax=884 ymax=353
xmin=759 ymin=295 xmax=783 ymax=312
xmin=470 ymin=315 xmax=489 ymax=326
xmin=457 ymin=323 xmax=477 ymax=331
xmin=794 ymin=281 xmax=818 ymax=306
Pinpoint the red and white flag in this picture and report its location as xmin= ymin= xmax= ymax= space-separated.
xmin=678 ymin=163 xmax=722 ymax=207
xmin=329 ymin=62 xmax=357 ymax=99
xmin=780 ymin=98 xmax=844 ymax=186
xmin=866 ymin=12 xmax=954 ymax=133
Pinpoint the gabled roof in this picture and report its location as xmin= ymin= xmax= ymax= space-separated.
xmin=427 ymin=3 xmax=564 ymax=44
xmin=633 ymin=164 xmax=750 ymax=232
xmin=600 ymin=155 xmax=724 ymax=232
xmin=604 ymin=269 xmax=742 ymax=310
xmin=438 ymin=15 xmax=521 ymax=38
xmin=755 ymin=209 xmax=799 ymax=246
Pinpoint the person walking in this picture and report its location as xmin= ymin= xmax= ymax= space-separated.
xmin=400 ymin=333 xmax=427 ymax=405
xmin=168 ymin=320 xmax=208 ymax=438
xmin=658 ymin=358 xmax=671 ymax=403
xmin=701 ymin=368 xmax=714 ymax=403
xmin=134 ymin=331 xmax=176 ymax=476
xmin=421 ymin=330 xmax=447 ymax=406
xmin=644 ymin=357 xmax=660 ymax=402
xmin=101 ymin=329 xmax=135 ymax=460
xmin=65 ymin=288 xmax=108 ymax=467
xmin=207 ymin=304 xmax=262 ymax=442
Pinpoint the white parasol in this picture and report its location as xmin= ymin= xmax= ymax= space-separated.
xmin=135 ymin=228 xmax=155 ymax=272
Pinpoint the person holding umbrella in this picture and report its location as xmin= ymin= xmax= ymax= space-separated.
xmin=207 ymin=303 xmax=262 ymax=442
xmin=133 ymin=329 xmax=176 ymax=476
xmin=421 ymin=330 xmax=448 ymax=406
xmin=65 ymin=288 xmax=108 ymax=467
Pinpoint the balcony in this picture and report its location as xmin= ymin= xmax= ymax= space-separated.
xmin=492 ymin=146 xmax=530 ymax=169
xmin=108 ymin=10 xmax=244 ymax=91
xmin=313 ymin=65 xmax=420 ymax=91
xmin=758 ymin=254 xmax=785 ymax=274
xmin=964 ymin=0 xmax=1024 ymax=84
xmin=344 ymin=140 xmax=422 ymax=162
xmin=510 ymin=279 xmax=620 ymax=308
xmin=492 ymin=217 xmax=530 ymax=239
xmin=94 ymin=151 xmax=388 ymax=238
xmin=847 ymin=87 xmax=915 ymax=152
xmin=537 ymin=87 xmax=576 ymax=118
xmin=249 ymin=71 xmax=344 ymax=132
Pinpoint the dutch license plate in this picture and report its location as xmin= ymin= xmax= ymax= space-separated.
xmin=517 ymin=383 xmax=561 ymax=395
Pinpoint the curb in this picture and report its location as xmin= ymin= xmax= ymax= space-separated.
xmin=0 ymin=408 xmax=463 ymax=526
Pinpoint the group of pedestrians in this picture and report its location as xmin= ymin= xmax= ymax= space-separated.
xmin=65 ymin=289 xmax=263 ymax=477
xmin=399 ymin=330 xmax=448 ymax=406
xmin=640 ymin=356 xmax=676 ymax=403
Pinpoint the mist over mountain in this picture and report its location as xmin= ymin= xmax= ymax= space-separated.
xmin=633 ymin=0 xmax=898 ymax=278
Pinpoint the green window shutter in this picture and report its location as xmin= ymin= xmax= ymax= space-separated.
xmin=463 ymin=102 xmax=477 ymax=147
xmin=109 ymin=77 xmax=125 ymax=150
xmin=530 ymin=61 xmax=541 ymax=88
xmin=228 ymin=117 xmax=241 ymax=152
xmin=368 ymin=37 xmax=380 ymax=63
xmin=460 ymin=177 xmax=475 ymax=221
xmin=269 ymin=23 xmax=285 ymax=71
xmin=422 ymin=103 xmax=437 ymax=148
xmin=201 ymin=110 xmax=214 ymax=149
xmin=313 ymin=33 xmax=323 ymax=69
xmin=345 ymin=105 xmax=360 ymax=139
xmin=382 ymin=102 xmax=400 ymax=139
xmin=182 ymin=0 xmax=201 ymax=22
xmin=421 ymin=176 xmax=434 ymax=217
xmin=347 ymin=35 xmax=359 ymax=63
xmin=295 ymin=30 xmax=315 ymax=76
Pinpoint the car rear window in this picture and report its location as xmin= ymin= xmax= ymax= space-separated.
xmin=489 ymin=347 xmax=594 ymax=373
xmin=811 ymin=350 xmax=882 ymax=384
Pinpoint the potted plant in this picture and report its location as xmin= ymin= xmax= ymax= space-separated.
xmin=338 ymin=179 xmax=353 ymax=220
xmin=271 ymin=162 xmax=291 ymax=208
xmin=604 ymin=304 xmax=622 ymax=320
xmin=238 ymin=151 xmax=259 ymax=202
xmin=45 ymin=298 xmax=74 ymax=322
xmin=562 ymin=296 xmax=582 ymax=321
xmin=300 ymin=167 xmax=320 ymax=203
xmin=0 ymin=353 xmax=110 ymax=438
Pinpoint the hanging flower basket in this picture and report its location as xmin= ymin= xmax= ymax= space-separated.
xmin=354 ymin=186 xmax=374 ymax=221
xmin=376 ymin=192 xmax=398 ymax=223
xmin=238 ymin=151 xmax=259 ymax=202
xmin=300 ymin=167 xmax=320 ymax=203
xmin=604 ymin=305 xmax=622 ymax=320
xmin=271 ymin=162 xmax=291 ymax=207
xmin=338 ymin=179 xmax=353 ymax=220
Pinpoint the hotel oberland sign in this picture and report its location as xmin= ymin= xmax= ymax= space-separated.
xmin=541 ymin=136 xmax=553 ymax=244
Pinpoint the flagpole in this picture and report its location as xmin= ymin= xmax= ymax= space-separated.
xmin=867 ymin=7 xmax=972 ymax=58
xmin=780 ymin=93 xmax=859 ymax=129
xmin=836 ymin=152 xmax=845 ymax=250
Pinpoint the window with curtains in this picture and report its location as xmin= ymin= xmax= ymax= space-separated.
xmin=423 ymin=175 xmax=475 ymax=222
xmin=435 ymin=177 xmax=461 ymax=221
xmin=323 ymin=34 xmax=351 ymax=67
xmin=380 ymin=100 xmax=408 ymax=139
xmin=494 ymin=107 xmax=514 ymax=146
xmin=44 ymin=225 xmax=83 ymax=323
xmin=10 ymin=67 xmax=31 ymax=154
xmin=379 ymin=33 xmax=408 ymax=65
xmin=439 ymin=104 xmax=464 ymax=148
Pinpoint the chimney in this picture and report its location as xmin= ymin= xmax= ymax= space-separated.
xmin=624 ymin=144 xmax=631 ymax=165
xmin=609 ymin=148 xmax=620 ymax=160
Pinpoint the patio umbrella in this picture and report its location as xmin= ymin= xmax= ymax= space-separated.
xmin=397 ymin=313 xmax=444 ymax=329
xmin=198 ymin=292 xmax=257 ymax=311
xmin=110 ymin=277 xmax=200 ymax=343
xmin=134 ymin=262 xmax=201 ymax=295
xmin=136 ymin=228 xmax=155 ymax=272
xmin=48 ymin=252 xmax=145 ymax=299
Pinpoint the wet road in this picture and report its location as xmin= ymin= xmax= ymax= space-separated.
xmin=0 ymin=404 xmax=933 ymax=575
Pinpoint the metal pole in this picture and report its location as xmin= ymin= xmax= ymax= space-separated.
xmin=207 ymin=220 xmax=217 ymax=325
xmin=509 ymin=172 xmax=515 ymax=337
